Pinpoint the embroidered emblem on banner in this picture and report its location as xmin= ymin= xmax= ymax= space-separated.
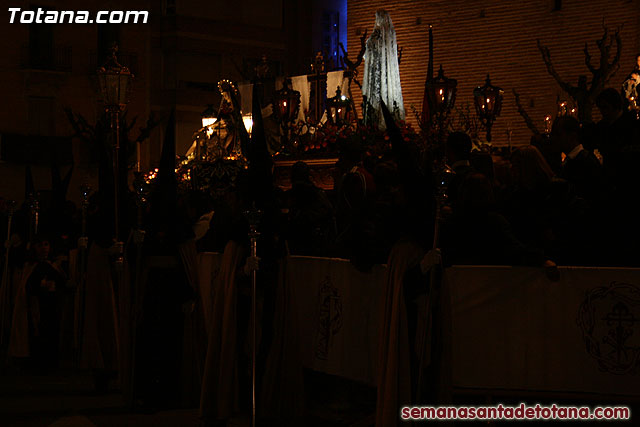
xmin=577 ymin=282 xmax=640 ymax=375
xmin=315 ymin=276 xmax=343 ymax=361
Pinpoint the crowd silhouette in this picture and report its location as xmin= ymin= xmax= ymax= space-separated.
xmin=0 ymin=80 xmax=639 ymax=425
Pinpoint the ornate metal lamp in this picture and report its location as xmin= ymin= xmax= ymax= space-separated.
xmin=326 ymin=86 xmax=351 ymax=125
xmin=424 ymin=65 xmax=457 ymax=119
xmin=97 ymin=44 xmax=133 ymax=113
xmin=273 ymin=78 xmax=301 ymax=125
xmin=473 ymin=74 xmax=503 ymax=142
xmin=273 ymin=78 xmax=300 ymax=150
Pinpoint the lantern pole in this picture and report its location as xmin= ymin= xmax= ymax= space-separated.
xmin=0 ymin=200 xmax=16 ymax=346
xmin=273 ymin=78 xmax=300 ymax=152
xmin=251 ymin=223 xmax=258 ymax=427
xmin=97 ymin=44 xmax=132 ymax=268
xmin=75 ymin=185 xmax=91 ymax=361
xmin=29 ymin=193 xmax=39 ymax=242
xmin=112 ymin=108 xmax=120 ymax=243
xmin=485 ymin=118 xmax=493 ymax=142
xmin=244 ymin=207 xmax=261 ymax=427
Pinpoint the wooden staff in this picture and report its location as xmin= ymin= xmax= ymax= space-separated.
xmin=0 ymin=200 xmax=16 ymax=346
xmin=126 ymin=172 xmax=148 ymax=407
xmin=416 ymin=161 xmax=450 ymax=402
xmin=27 ymin=194 xmax=39 ymax=246
xmin=75 ymin=185 xmax=91 ymax=360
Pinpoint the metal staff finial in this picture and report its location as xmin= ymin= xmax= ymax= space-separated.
xmin=80 ymin=184 xmax=92 ymax=237
xmin=28 ymin=192 xmax=40 ymax=241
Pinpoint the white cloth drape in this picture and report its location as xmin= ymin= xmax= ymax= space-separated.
xmin=238 ymin=70 xmax=342 ymax=124
xmin=290 ymin=75 xmax=310 ymax=123
xmin=326 ymin=70 xmax=347 ymax=101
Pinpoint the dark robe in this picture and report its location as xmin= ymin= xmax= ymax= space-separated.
xmin=18 ymin=260 xmax=67 ymax=371
xmin=561 ymin=149 xmax=604 ymax=205
xmin=200 ymin=240 xmax=245 ymax=423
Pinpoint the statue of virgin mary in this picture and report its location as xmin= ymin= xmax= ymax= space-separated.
xmin=361 ymin=10 xmax=405 ymax=130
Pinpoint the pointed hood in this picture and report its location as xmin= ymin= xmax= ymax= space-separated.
xmin=245 ymin=82 xmax=273 ymax=207
xmin=149 ymin=110 xmax=191 ymax=244
xmin=249 ymin=82 xmax=271 ymax=165
xmin=25 ymin=164 xmax=35 ymax=199
xmin=50 ymin=162 xmax=74 ymax=205
xmin=157 ymin=109 xmax=177 ymax=191
xmin=47 ymin=162 xmax=74 ymax=236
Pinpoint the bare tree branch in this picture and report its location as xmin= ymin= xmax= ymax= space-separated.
xmin=587 ymin=24 xmax=623 ymax=95
xmin=584 ymin=42 xmax=597 ymax=75
xmin=513 ymin=89 xmax=539 ymax=135
xmin=537 ymin=39 xmax=573 ymax=94
xmin=355 ymin=29 xmax=368 ymax=69
xmin=339 ymin=30 xmax=368 ymax=73
xmin=608 ymin=26 xmax=622 ymax=79
xmin=539 ymin=23 xmax=622 ymax=123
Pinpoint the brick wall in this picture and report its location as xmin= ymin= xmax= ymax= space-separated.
xmin=348 ymin=0 xmax=640 ymax=146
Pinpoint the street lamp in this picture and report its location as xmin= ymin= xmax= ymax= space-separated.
xmin=97 ymin=46 xmax=133 ymax=113
xmin=473 ymin=74 xmax=503 ymax=142
xmin=273 ymin=78 xmax=301 ymax=124
xmin=273 ymin=78 xmax=300 ymax=150
xmin=423 ymin=65 xmax=458 ymax=122
xmin=97 ymin=43 xmax=133 ymax=265
xmin=326 ymin=86 xmax=351 ymax=125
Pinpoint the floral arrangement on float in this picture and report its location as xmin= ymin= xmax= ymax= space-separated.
xmin=274 ymin=115 xmax=419 ymax=161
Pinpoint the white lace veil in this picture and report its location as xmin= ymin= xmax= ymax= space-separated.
xmin=362 ymin=9 xmax=405 ymax=129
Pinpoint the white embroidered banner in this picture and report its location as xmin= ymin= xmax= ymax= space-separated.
xmin=287 ymin=256 xmax=386 ymax=386
xmin=198 ymin=252 xmax=640 ymax=396
xmin=448 ymin=266 xmax=640 ymax=396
